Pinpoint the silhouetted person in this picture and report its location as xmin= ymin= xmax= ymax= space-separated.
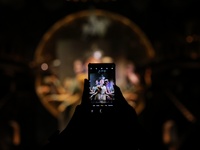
xmin=41 ymin=79 xmax=155 ymax=150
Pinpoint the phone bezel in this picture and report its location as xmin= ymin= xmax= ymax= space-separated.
xmin=88 ymin=63 xmax=116 ymax=113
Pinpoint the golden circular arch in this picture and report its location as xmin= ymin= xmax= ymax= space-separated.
xmin=34 ymin=9 xmax=155 ymax=118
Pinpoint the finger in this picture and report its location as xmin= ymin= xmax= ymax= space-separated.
xmin=114 ymin=85 xmax=135 ymax=113
xmin=80 ymin=79 xmax=89 ymax=106
xmin=114 ymin=85 xmax=127 ymax=104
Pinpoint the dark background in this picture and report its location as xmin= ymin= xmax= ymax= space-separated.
xmin=0 ymin=0 xmax=200 ymax=149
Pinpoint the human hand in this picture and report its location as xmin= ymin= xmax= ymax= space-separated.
xmin=41 ymin=79 xmax=152 ymax=150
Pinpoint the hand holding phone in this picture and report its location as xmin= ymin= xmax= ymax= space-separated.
xmin=42 ymin=74 xmax=153 ymax=150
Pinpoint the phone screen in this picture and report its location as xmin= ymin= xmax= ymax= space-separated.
xmin=88 ymin=63 xmax=116 ymax=113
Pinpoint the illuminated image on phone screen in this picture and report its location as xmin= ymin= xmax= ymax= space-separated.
xmin=88 ymin=63 xmax=115 ymax=109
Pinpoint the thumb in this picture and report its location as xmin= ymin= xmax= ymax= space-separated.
xmin=80 ymin=79 xmax=90 ymax=106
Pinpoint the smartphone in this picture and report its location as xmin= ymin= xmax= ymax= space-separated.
xmin=88 ymin=63 xmax=116 ymax=113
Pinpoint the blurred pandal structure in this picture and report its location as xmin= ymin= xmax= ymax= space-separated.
xmin=32 ymin=9 xmax=155 ymax=130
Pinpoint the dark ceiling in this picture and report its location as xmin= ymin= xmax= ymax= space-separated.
xmin=1 ymin=0 xmax=200 ymax=63
xmin=0 ymin=0 xmax=200 ymax=150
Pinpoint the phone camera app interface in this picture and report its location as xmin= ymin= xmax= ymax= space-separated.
xmin=89 ymin=65 xmax=115 ymax=108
